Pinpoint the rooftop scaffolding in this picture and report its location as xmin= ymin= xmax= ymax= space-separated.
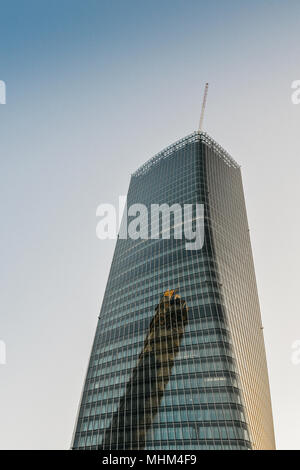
xmin=133 ymin=131 xmax=240 ymax=177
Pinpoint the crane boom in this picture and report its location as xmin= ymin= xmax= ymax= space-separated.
xmin=198 ymin=82 xmax=209 ymax=132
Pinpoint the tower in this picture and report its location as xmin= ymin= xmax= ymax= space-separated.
xmin=72 ymin=131 xmax=275 ymax=450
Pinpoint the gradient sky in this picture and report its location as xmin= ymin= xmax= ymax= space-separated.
xmin=0 ymin=0 xmax=299 ymax=449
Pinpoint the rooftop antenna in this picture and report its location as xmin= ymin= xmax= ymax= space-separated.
xmin=198 ymin=82 xmax=209 ymax=132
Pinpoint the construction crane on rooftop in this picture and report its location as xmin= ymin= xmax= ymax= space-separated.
xmin=198 ymin=82 xmax=209 ymax=132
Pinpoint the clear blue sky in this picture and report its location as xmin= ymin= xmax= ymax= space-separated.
xmin=0 ymin=0 xmax=299 ymax=449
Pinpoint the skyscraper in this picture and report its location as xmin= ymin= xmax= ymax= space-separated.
xmin=72 ymin=131 xmax=275 ymax=450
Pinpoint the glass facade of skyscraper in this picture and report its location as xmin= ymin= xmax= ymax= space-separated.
xmin=72 ymin=132 xmax=275 ymax=450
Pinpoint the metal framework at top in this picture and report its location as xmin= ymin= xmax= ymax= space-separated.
xmin=132 ymin=131 xmax=240 ymax=177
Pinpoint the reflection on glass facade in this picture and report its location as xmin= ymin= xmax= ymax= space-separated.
xmin=101 ymin=290 xmax=188 ymax=449
xmin=72 ymin=132 xmax=275 ymax=450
